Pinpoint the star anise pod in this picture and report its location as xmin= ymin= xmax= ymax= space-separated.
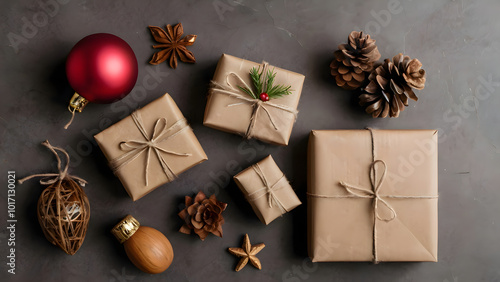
xmin=148 ymin=23 xmax=196 ymax=69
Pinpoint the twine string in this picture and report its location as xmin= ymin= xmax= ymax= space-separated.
xmin=246 ymin=163 xmax=289 ymax=215
xmin=109 ymin=111 xmax=192 ymax=187
xmin=18 ymin=140 xmax=87 ymax=187
xmin=63 ymin=106 xmax=76 ymax=130
xmin=339 ymin=160 xmax=396 ymax=222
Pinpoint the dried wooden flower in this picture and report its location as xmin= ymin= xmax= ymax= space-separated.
xmin=178 ymin=191 xmax=227 ymax=241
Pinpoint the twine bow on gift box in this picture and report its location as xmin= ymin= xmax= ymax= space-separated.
xmin=109 ymin=111 xmax=192 ymax=187
xmin=307 ymin=128 xmax=438 ymax=263
xmin=246 ymin=163 xmax=290 ymax=215
xmin=209 ymin=61 xmax=298 ymax=139
xmin=339 ymin=160 xmax=398 ymax=222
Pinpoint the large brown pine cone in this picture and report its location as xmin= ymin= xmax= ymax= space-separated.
xmin=178 ymin=191 xmax=227 ymax=241
xmin=330 ymin=31 xmax=381 ymax=90
xmin=359 ymin=53 xmax=426 ymax=118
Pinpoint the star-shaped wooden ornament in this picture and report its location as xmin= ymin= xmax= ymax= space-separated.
xmin=228 ymin=234 xmax=265 ymax=272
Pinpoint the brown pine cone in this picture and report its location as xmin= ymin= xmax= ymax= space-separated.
xmin=330 ymin=31 xmax=381 ymax=90
xmin=359 ymin=53 xmax=426 ymax=118
xmin=178 ymin=191 xmax=227 ymax=241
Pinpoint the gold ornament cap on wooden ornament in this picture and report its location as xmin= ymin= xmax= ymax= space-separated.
xmin=112 ymin=215 xmax=140 ymax=243
xmin=111 ymin=214 xmax=174 ymax=274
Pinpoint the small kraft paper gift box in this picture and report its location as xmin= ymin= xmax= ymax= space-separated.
xmin=95 ymin=93 xmax=207 ymax=201
xmin=307 ymin=129 xmax=438 ymax=262
xmin=204 ymin=54 xmax=305 ymax=146
xmin=233 ymin=155 xmax=301 ymax=225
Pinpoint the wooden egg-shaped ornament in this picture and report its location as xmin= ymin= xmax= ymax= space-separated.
xmin=112 ymin=215 xmax=174 ymax=274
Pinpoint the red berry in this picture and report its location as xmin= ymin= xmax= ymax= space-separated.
xmin=259 ymin=93 xmax=269 ymax=101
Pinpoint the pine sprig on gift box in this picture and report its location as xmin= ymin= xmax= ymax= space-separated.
xmin=251 ymin=67 xmax=263 ymax=95
xmin=238 ymin=66 xmax=292 ymax=101
xmin=266 ymin=71 xmax=292 ymax=99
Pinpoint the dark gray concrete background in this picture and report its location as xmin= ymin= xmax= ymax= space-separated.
xmin=1 ymin=0 xmax=500 ymax=281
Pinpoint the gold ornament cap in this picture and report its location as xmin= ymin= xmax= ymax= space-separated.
xmin=111 ymin=215 xmax=140 ymax=244
xmin=68 ymin=93 xmax=89 ymax=112
xmin=64 ymin=93 xmax=89 ymax=129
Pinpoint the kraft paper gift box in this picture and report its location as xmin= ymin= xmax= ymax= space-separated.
xmin=95 ymin=93 xmax=207 ymax=201
xmin=233 ymin=155 xmax=301 ymax=225
xmin=204 ymin=54 xmax=305 ymax=146
xmin=307 ymin=129 xmax=438 ymax=262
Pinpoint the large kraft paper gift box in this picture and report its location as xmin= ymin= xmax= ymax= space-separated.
xmin=95 ymin=93 xmax=207 ymax=201
xmin=307 ymin=129 xmax=438 ymax=262
xmin=204 ymin=54 xmax=305 ymax=146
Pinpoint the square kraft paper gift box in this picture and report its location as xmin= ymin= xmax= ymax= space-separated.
xmin=233 ymin=155 xmax=302 ymax=225
xmin=307 ymin=129 xmax=438 ymax=262
xmin=95 ymin=93 xmax=207 ymax=201
xmin=204 ymin=54 xmax=305 ymax=146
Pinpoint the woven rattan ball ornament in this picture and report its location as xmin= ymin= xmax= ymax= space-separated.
xmin=18 ymin=140 xmax=90 ymax=255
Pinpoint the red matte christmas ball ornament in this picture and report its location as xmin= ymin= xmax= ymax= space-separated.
xmin=64 ymin=33 xmax=138 ymax=128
